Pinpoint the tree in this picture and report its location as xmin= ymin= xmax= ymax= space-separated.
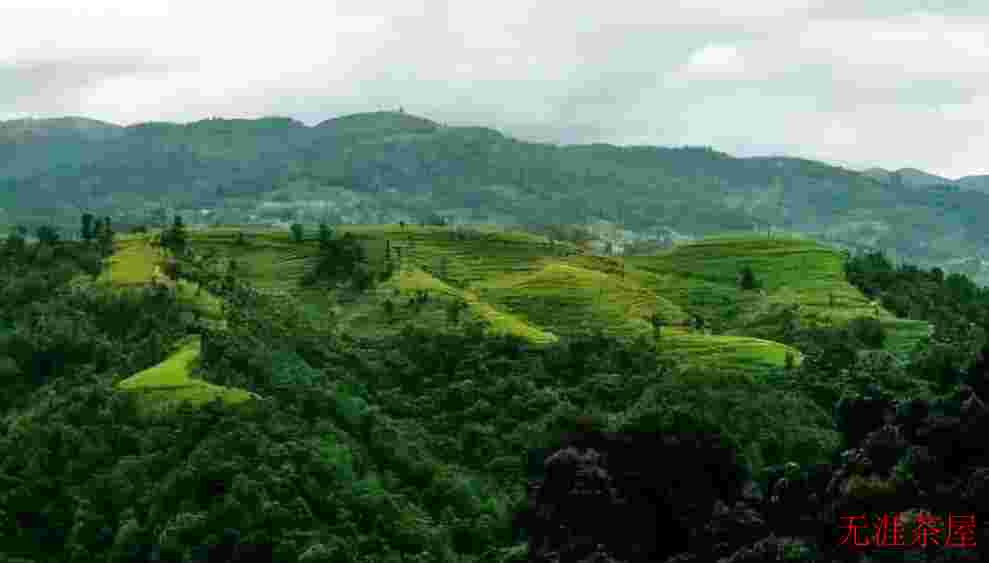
xmin=648 ymin=313 xmax=665 ymax=339
xmin=79 ymin=250 xmax=104 ymax=279
xmin=169 ymin=215 xmax=188 ymax=255
xmin=435 ymin=256 xmax=450 ymax=280
xmin=0 ymin=355 xmax=20 ymax=382
xmin=351 ymin=263 xmax=373 ymax=292
xmin=848 ymin=316 xmax=886 ymax=349
xmin=81 ymin=213 xmax=95 ymax=243
xmin=94 ymin=217 xmax=106 ymax=242
xmin=446 ymin=299 xmax=468 ymax=326
xmin=98 ymin=216 xmax=115 ymax=257
xmin=739 ymin=265 xmax=758 ymax=290
xmin=784 ymin=351 xmax=796 ymax=370
xmin=290 ymin=223 xmax=305 ymax=243
xmin=383 ymin=298 xmax=395 ymax=320
xmin=424 ymin=213 xmax=447 ymax=227
xmin=318 ymin=223 xmax=334 ymax=250
xmin=4 ymin=225 xmax=27 ymax=256
xmin=36 ymin=224 xmax=60 ymax=245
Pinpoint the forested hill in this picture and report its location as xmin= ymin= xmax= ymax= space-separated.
xmin=4 ymin=220 xmax=989 ymax=561
xmin=5 ymin=111 xmax=989 ymax=285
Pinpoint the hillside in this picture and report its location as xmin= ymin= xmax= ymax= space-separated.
xmin=2 ymin=221 xmax=981 ymax=563
xmin=6 ymin=111 xmax=989 ymax=285
xmin=98 ymin=226 xmax=935 ymax=386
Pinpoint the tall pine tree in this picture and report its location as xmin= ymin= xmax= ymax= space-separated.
xmin=169 ymin=215 xmax=187 ymax=256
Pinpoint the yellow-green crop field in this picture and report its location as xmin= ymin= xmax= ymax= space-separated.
xmin=116 ymin=335 xmax=257 ymax=416
xmin=102 ymin=225 xmax=930 ymax=382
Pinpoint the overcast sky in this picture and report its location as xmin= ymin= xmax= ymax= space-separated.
xmin=3 ymin=1 xmax=988 ymax=178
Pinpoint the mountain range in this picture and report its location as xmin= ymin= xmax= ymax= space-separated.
xmin=4 ymin=110 xmax=989 ymax=284
xmin=862 ymin=166 xmax=989 ymax=193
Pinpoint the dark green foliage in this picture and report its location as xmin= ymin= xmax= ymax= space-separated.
xmin=424 ymin=213 xmax=448 ymax=227
xmin=648 ymin=312 xmax=664 ymax=338
xmin=290 ymin=223 xmax=305 ymax=243
xmin=318 ymin=223 xmax=334 ymax=249
xmin=3 ymin=225 xmax=27 ymax=257
xmin=305 ymin=231 xmax=369 ymax=289
xmin=81 ymin=213 xmax=94 ymax=242
xmin=446 ymin=299 xmax=468 ymax=326
xmin=845 ymin=250 xmax=989 ymax=395
xmin=351 ymin=263 xmax=374 ymax=292
xmin=78 ymin=248 xmax=105 ymax=279
xmin=234 ymin=231 xmax=247 ymax=246
xmin=98 ymin=216 xmax=115 ymax=256
xmin=10 ymin=223 xmax=989 ymax=563
xmin=380 ymin=258 xmax=395 ymax=282
xmin=35 ymin=224 xmax=60 ymax=245
xmin=161 ymin=215 xmax=187 ymax=256
xmin=847 ymin=316 xmax=886 ymax=348
xmin=739 ymin=265 xmax=758 ymax=290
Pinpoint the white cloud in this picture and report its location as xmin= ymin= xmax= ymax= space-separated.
xmin=684 ymin=44 xmax=746 ymax=77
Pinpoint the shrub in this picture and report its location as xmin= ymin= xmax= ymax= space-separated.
xmin=848 ymin=316 xmax=886 ymax=348
xmin=739 ymin=265 xmax=758 ymax=290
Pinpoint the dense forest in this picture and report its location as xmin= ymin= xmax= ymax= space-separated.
xmin=2 ymin=219 xmax=989 ymax=562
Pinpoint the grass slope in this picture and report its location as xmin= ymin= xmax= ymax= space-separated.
xmin=100 ymin=234 xmax=160 ymax=285
xmin=100 ymin=233 xmax=224 ymax=320
xmin=145 ymin=226 xmax=925 ymax=375
xmin=116 ymin=335 xmax=257 ymax=415
xmin=660 ymin=326 xmax=801 ymax=382
xmin=474 ymin=262 xmax=688 ymax=339
xmin=625 ymin=234 xmax=931 ymax=360
xmin=369 ymin=266 xmax=559 ymax=344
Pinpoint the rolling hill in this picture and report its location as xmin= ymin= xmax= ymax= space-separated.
xmin=1 ymin=220 xmax=964 ymax=563
xmin=100 ymin=224 xmax=935 ymax=398
xmin=6 ymin=111 xmax=989 ymax=286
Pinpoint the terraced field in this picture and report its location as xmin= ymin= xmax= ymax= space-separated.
xmin=659 ymin=326 xmax=802 ymax=382
xmin=99 ymin=232 xmax=224 ymax=321
xmin=116 ymin=335 xmax=258 ymax=416
xmin=99 ymin=234 xmax=161 ymax=286
xmin=625 ymin=234 xmax=931 ymax=361
xmin=351 ymin=267 xmax=559 ymax=344
xmin=347 ymin=225 xmax=575 ymax=287
xmin=473 ymin=262 xmax=688 ymax=340
xmin=103 ymin=225 xmax=929 ymax=379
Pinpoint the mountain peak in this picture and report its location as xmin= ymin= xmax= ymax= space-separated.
xmin=314 ymin=111 xmax=439 ymax=136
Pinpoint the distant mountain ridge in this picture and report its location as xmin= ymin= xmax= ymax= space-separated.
xmin=862 ymin=165 xmax=989 ymax=193
xmin=5 ymin=110 xmax=989 ymax=284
